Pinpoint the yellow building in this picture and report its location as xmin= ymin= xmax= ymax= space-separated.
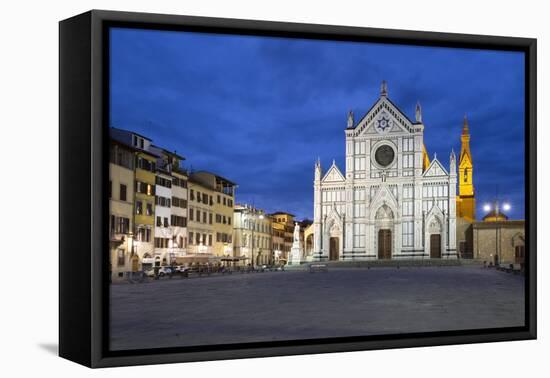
xmin=269 ymin=212 xmax=295 ymax=263
xmin=133 ymin=149 xmax=158 ymax=268
xmin=271 ymin=219 xmax=286 ymax=264
xmin=457 ymin=115 xmax=475 ymax=222
xmin=109 ymin=140 xmax=135 ymax=280
xmin=302 ymin=221 xmax=314 ymax=260
xmin=111 ymin=128 xmax=159 ymax=270
xmin=187 ymin=171 xmax=236 ymax=258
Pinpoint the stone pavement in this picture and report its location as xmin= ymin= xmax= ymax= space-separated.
xmin=109 ymin=266 xmax=525 ymax=351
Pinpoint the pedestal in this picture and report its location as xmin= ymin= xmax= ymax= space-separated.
xmin=288 ymin=244 xmax=303 ymax=265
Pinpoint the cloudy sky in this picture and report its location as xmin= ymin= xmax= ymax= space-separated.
xmin=110 ymin=27 xmax=525 ymax=220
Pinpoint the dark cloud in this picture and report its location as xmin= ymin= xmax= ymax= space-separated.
xmin=110 ymin=28 xmax=526 ymax=220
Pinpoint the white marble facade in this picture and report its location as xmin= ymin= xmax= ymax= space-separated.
xmin=313 ymin=82 xmax=457 ymax=261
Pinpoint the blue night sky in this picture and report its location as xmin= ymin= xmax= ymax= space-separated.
xmin=110 ymin=27 xmax=525 ymax=221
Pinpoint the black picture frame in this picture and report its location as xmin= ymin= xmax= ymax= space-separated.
xmin=59 ymin=9 xmax=537 ymax=368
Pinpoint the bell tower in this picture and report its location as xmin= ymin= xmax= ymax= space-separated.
xmin=457 ymin=115 xmax=475 ymax=221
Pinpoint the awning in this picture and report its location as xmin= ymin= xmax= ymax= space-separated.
xmin=220 ymin=257 xmax=248 ymax=262
xmin=175 ymin=255 xmax=221 ymax=263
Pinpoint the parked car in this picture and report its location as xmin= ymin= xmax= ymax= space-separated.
xmin=158 ymin=267 xmax=172 ymax=277
xmin=174 ymin=266 xmax=189 ymax=273
xmin=145 ymin=267 xmax=173 ymax=277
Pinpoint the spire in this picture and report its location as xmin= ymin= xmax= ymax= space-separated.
xmin=460 ymin=114 xmax=472 ymax=161
xmin=314 ymin=157 xmax=321 ymax=181
xmin=457 ymin=114 xmax=475 ymax=220
xmin=450 ymin=148 xmax=457 ymax=176
xmin=347 ymin=110 xmax=354 ymax=128
xmin=380 ymin=80 xmax=388 ymax=97
xmin=415 ymin=101 xmax=422 ymax=123
xmin=462 ymin=114 xmax=469 ymax=135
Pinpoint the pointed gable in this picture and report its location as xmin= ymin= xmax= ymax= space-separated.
xmin=459 ymin=152 xmax=472 ymax=168
xmin=326 ymin=202 xmax=344 ymax=222
xmin=423 ymin=158 xmax=449 ymax=177
xmin=350 ymin=96 xmax=415 ymax=137
xmin=370 ymin=184 xmax=399 ymax=211
xmin=321 ymin=162 xmax=345 ymax=183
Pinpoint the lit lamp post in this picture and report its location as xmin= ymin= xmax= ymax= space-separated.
xmin=127 ymin=232 xmax=136 ymax=277
xmin=127 ymin=232 xmax=134 ymax=256
xmin=483 ymin=201 xmax=511 ymax=266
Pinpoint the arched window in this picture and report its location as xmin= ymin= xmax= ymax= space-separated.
xmin=464 ymin=168 xmax=469 ymax=183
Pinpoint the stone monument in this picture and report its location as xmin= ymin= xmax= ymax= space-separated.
xmin=288 ymin=222 xmax=304 ymax=265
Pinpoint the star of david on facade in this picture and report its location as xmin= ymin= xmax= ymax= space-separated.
xmin=377 ymin=115 xmax=391 ymax=131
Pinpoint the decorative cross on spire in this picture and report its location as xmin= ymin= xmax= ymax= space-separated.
xmin=462 ymin=114 xmax=469 ymax=135
xmin=415 ymin=101 xmax=422 ymax=123
xmin=380 ymin=80 xmax=388 ymax=97
xmin=347 ymin=110 xmax=354 ymax=128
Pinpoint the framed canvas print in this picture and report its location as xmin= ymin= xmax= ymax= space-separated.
xmin=59 ymin=10 xmax=536 ymax=368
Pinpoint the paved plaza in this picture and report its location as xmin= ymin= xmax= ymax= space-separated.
xmin=110 ymin=266 xmax=525 ymax=351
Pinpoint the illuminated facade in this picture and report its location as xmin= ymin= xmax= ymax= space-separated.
xmin=456 ymin=116 xmax=475 ymax=222
xmin=187 ymin=171 xmax=236 ymax=257
xmin=150 ymin=146 xmax=188 ymax=265
xmin=111 ymin=128 xmax=158 ymax=269
xmin=170 ymin=167 xmax=189 ymax=257
xmin=271 ymin=219 xmax=286 ymax=264
xmin=313 ymin=82 xmax=458 ymax=261
xmin=109 ymin=140 xmax=135 ymax=279
xmin=269 ymin=212 xmax=295 ymax=263
xmin=233 ymin=204 xmax=272 ymax=266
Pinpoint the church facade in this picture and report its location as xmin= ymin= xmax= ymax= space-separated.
xmin=312 ymin=82 xmax=459 ymax=261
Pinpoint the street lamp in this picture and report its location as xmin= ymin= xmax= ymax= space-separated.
xmin=127 ymin=232 xmax=134 ymax=256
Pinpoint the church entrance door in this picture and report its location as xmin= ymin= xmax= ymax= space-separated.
xmin=430 ymin=234 xmax=441 ymax=258
xmin=378 ymin=229 xmax=392 ymax=259
xmin=329 ymin=237 xmax=339 ymax=261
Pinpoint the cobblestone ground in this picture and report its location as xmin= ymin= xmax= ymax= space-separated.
xmin=109 ymin=266 xmax=525 ymax=351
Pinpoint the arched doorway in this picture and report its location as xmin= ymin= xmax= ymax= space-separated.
xmin=427 ymin=218 xmax=443 ymax=259
xmin=430 ymin=234 xmax=441 ymax=258
xmin=323 ymin=213 xmax=343 ymax=261
xmin=329 ymin=237 xmax=339 ymax=260
xmin=375 ymin=204 xmax=395 ymax=260
xmin=378 ymin=229 xmax=392 ymax=259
